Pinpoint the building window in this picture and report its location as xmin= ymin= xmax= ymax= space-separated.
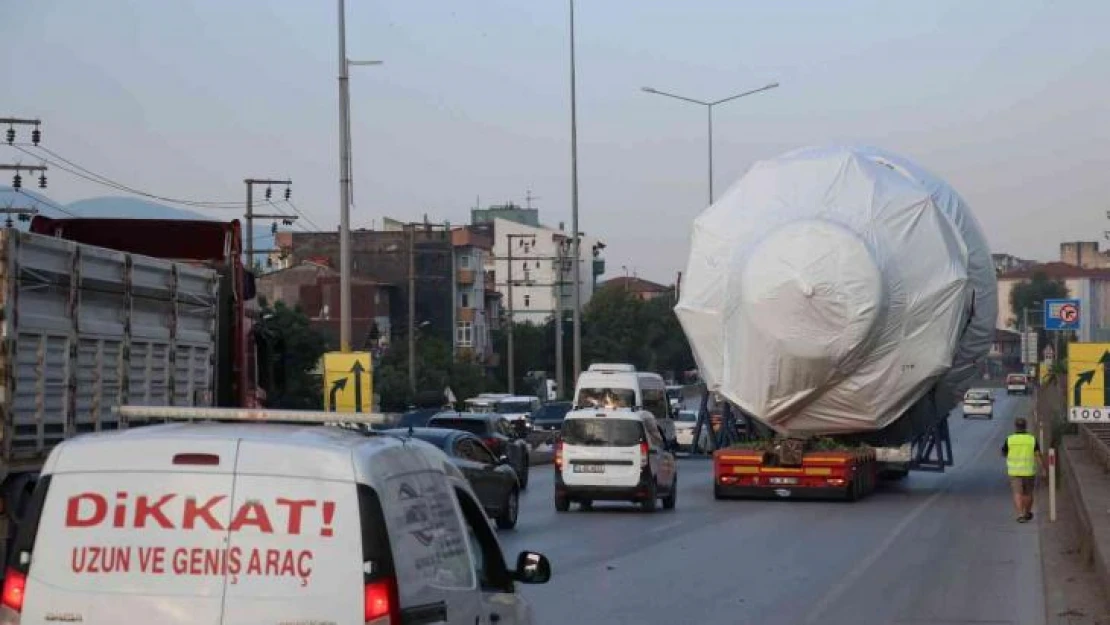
xmin=461 ymin=292 xmax=471 ymax=308
xmin=459 ymin=254 xmax=471 ymax=269
xmin=535 ymin=261 xmax=540 ymax=268
xmin=456 ymin=322 xmax=473 ymax=347
xmin=524 ymin=294 xmax=531 ymax=308
xmin=522 ymin=261 xmax=528 ymax=272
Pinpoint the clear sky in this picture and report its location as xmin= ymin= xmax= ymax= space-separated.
xmin=2 ymin=1 xmax=1108 ymax=282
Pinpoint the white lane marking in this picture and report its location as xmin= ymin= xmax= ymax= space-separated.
xmin=800 ymin=415 xmax=1003 ymax=625
xmin=647 ymin=520 xmax=683 ymax=534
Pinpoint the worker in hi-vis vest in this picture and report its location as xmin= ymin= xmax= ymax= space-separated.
xmin=1001 ymin=417 xmax=1043 ymax=523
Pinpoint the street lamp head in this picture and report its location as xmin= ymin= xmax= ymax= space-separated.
xmin=641 ymin=87 xmax=658 ymax=93
xmin=766 ymin=82 xmax=780 ymax=89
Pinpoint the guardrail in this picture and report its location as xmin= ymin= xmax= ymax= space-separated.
xmin=1080 ymin=424 xmax=1110 ymax=473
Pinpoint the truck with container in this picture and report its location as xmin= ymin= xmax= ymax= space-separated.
xmin=0 ymin=216 xmax=270 ymax=568
xmin=675 ymin=146 xmax=997 ymax=500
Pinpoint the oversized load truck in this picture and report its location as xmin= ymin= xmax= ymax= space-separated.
xmin=0 ymin=217 xmax=267 ymax=566
xmin=675 ymin=146 xmax=997 ymax=500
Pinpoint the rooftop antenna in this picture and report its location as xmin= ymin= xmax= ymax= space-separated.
xmin=525 ymin=189 xmax=539 ymax=209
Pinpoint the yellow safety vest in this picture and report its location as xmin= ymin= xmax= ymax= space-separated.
xmin=1006 ymin=433 xmax=1037 ymax=477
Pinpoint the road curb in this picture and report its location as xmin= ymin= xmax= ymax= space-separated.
xmin=1058 ymin=435 xmax=1110 ymax=597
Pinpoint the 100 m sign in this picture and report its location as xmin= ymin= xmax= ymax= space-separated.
xmin=1069 ymin=407 xmax=1110 ymax=422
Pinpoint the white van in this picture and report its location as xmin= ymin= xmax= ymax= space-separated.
xmin=554 ymin=409 xmax=678 ymax=513
xmin=572 ymin=364 xmax=676 ymax=448
xmin=1 ymin=408 xmax=551 ymax=625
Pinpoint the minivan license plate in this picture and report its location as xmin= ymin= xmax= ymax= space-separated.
xmin=768 ymin=477 xmax=798 ymax=485
xmin=573 ymin=463 xmax=605 ymax=474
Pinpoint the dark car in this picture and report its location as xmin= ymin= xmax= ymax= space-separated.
xmin=531 ymin=401 xmax=572 ymax=432
xmin=426 ymin=412 xmax=531 ymax=489
xmin=395 ymin=407 xmax=443 ymax=429
xmin=382 ymin=427 xmax=521 ymax=529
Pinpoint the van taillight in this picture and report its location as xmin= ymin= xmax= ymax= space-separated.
xmin=640 ymin=441 xmax=649 ymax=468
xmin=173 ymin=453 xmax=220 ymax=466
xmin=1 ymin=568 xmax=26 ymax=612
xmin=554 ymin=439 xmax=563 ymax=470
xmin=364 ymin=577 xmax=398 ymax=624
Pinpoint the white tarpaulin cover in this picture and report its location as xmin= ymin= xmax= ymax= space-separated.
xmin=676 ymin=146 xmax=997 ymax=436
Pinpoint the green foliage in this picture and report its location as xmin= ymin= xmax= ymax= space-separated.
xmin=1009 ymin=272 xmax=1068 ymax=328
xmin=582 ymin=287 xmax=695 ymax=379
xmin=374 ymin=336 xmax=493 ymax=412
xmin=257 ymin=300 xmax=328 ymax=409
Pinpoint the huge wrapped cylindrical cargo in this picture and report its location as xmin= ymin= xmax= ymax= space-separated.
xmin=676 ymin=146 xmax=996 ymax=439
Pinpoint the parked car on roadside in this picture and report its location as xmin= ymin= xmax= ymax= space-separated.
xmin=383 ymin=427 xmax=522 ymax=529
xmin=1006 ymin=373 xmax=1030 ymax=395
xmin=427 ymin=412 xmax=532 ymax=489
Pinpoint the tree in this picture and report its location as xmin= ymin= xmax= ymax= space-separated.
xmin=256 ymin=300 xmax=328 ymax=409
xmin=1009 ymin=272 xmax=1068 ymax=329
xmin=373 ymin=335 xmax=494 ymax=411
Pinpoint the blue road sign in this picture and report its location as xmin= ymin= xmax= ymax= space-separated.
xmin=1045 ymin=298 xmax=1081 ymax=331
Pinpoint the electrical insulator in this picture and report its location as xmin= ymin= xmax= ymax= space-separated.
xmin=31 ymin=127 xmax=41 ymax=145
xmin=266 ymin=257 xmax=273 ymax=269
xmin=265 ymin=186 xmax=272 ymax=200
xmin=271 ymin=222 xmax=278 ymax=234
xmin=5 ymin=128 xmax=14 ymax=144
xmin=17 ymin=213 xmax=29 ymax=222
xmin=12 ymin=174 xmax=21 ymax=190
xmin=282 ymin=219 xmax=292 ymax=226
xmin=284 ymin=186 xmax=291 ymax=201
xmin=38 ymin=174 xmax=47 ymax=189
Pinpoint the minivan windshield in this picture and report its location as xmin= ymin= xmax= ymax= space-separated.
xmin=577 ymin=387 xmax=636 ymax=410
xmin=561 ymin=418 xmax=643 ymax=447
xmin=1007 ymin=374 xmax=1027 ymax=383
xmin=965 ymin=391 xmax=991 ymax=402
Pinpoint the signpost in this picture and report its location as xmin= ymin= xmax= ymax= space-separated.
xmin=1020 ymin=331 xmax=1039 ymax=365
xmin=1045 ymin=298 xmax=1080 ymax=331
xmin=323 ymin=351 xmax=373 ymax=413
xmin=1067 ymin=342 xmax=1110 ymax=422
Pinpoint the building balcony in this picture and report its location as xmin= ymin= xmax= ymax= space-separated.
xmin=458 ymin=307 xmax=476 ymax=323
xmin=457 ymin=269 xmax=475 ymax=285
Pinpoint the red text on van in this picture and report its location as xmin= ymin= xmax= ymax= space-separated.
xmin=64 ymin=492 xmax=336 ymax=536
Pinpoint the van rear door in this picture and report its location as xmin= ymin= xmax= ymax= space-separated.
xmin=18 ymin=437 xmax=239 ymax=625
xmin=218 ymin=440 xmax=365 ymax=624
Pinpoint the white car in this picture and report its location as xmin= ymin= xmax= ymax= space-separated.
xmin=962 ymin=388 xmax=995 ymax=419
xmin=554 ymin=409 xmax=678 ymax=512
xmin=673 ymin=410 xmax=708 ymax=451
xmin=2 ymin=409 xmax=551 ymax=625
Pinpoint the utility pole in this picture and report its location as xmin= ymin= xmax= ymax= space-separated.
xmin=555 ymin=238 xmax=568 ymax=399
xmin=506 ymin=237 xmax=516 ymax=395
xmin=243 ymin=178 xmax=292 ymax=271
xmin=0 ymin=205 xmax=37 ymax=227
xmin=408 ymin=224 xmax=417 ymax=394
xmin=1 ymin=117 xmax=43 ymax=146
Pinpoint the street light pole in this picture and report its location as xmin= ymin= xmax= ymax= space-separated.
xmin=569 ymin=0 xmax=583 ymax=383
xmin=641 ymin=82 xmax=779 ymax=205
xmin=337 ymin=0 xmax=382 ymax=353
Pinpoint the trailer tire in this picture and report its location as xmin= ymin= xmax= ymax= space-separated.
xmin=714 ymin=484 xmax=725 ymax=500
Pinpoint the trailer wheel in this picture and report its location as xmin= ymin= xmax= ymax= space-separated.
xmin=714 ymin=484 xmax=726 ymax=500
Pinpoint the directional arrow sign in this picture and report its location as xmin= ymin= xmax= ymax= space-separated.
xmin=350 ymin=360 xmax=366 ymax=413
xmin=1074 ymin=370 xmax=1095 ymax=407
xmin=1101 ymin=351 xmax=1110 ymax=407
xmin=323 ymin=351 xmax=374 ymax=413
xmin=329 ymin=377 xmax=348 ymax=412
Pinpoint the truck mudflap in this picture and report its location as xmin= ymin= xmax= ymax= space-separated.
xmin=712 ymin=448 xmax=878 ymax=501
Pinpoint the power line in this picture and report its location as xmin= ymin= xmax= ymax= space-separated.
xmin=14 ymin=145 xmax=246 ymax=209
xmin=13 ymin=189 xmax=79 ymax=218
xmin=283 ymin=199 xmax=322 ymax=231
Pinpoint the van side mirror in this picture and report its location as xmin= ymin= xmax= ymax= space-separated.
xmin=512 ymin=551 xmax=551 ymax=584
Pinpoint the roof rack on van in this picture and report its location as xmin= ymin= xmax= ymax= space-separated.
xmin=587 ymin=363 xmax=636 ymax=373
xmin=112 ymin=406 xmax=388 ymax=425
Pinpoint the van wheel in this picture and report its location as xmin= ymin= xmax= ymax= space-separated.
xmin=554 ymin=494 xmax=570 ymax=513
xmin=497 ymin=489 xmax=519 ymax=530
xmin=578 ymin=499 xmax=593 ymax=511
xmin=662 ymin=475 xmax=677 ymax=510
xmin=641 ymin=480 xmax=658 ymax=513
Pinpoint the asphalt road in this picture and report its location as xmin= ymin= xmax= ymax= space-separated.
xmin=500 ymin=394 xmax=1044 ymax=625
